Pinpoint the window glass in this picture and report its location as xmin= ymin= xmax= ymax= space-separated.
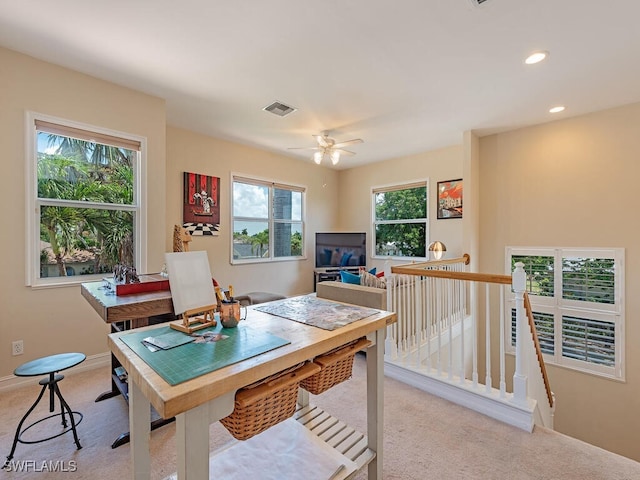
xmin=232 ymin=177 xmax=304 ymax=263
xmin=511 ymin=255 xmax=554 ymax=297
xmin=511 ymin=309 xmax=555 ymax=355
xmin=30 ymin=117 xmax=142 ymax=285
xmin=562 ymin=315 xmax=615 ymax=367
xmin=274 ymin=188 xmax=302 ymax=221
xmin=39 ymin=206 xmax=134 ymax=277
xmin=373 ymin=183 xmax=428 ymax=259
xmin=233 ymin=182 xmax=268 ymax=219
xmin=562 ymin=257 xmax=615 ymax=304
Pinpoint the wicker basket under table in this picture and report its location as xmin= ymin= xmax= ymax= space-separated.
xmin=301 ymin=337 xmax=372 ymax=395
xmin=220 ymin=361 xmax=320 ymax=441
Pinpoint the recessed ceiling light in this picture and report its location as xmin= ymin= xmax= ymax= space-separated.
xmin=525 ymin=51 xmax=548 ymax=65
xmin=549 ymin=106 xmax=565 ymax=114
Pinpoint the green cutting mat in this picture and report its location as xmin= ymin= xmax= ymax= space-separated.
xmin=120 ymin=323 xmax=290 ymax=386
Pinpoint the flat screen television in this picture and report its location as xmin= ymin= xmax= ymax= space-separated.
xmin=315 ymin=232 xmax=366 ymax=270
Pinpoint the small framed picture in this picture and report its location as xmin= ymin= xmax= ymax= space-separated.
xmin=437 ymin=179 xmax=463 ymax=219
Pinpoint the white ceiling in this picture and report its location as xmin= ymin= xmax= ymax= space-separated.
xmin=2 ymin=0 xmax=640 ymax=169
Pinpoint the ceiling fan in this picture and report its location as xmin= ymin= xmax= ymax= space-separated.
xmin=288 ymin=132 xmax=363 ymax=165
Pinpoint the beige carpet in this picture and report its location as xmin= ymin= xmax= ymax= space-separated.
xmin=1 ymin=355 xmax=639 ymax=480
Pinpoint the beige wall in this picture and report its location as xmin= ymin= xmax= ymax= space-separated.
xmin=0 ymin=46 xmax=339 ymax=382
xmin=165 ymin=126 xmax=340 ymax=297
xmin=0 ymin=47 xmax=167 ymax=377
xmin=479 ymin=102 xmax=640 ymax=461
xmin=337 ymin=145 xmax=465 ymax=272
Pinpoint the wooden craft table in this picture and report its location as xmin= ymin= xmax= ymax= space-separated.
xmin=108 ymin=300 xmax=396 ymax=480
xmin=81 ymin=281 xmax=176 ymax=447
xmin=81 ymin=281 xmax=174 ymax=328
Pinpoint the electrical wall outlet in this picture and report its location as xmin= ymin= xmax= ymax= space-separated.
xmin=12 ymin=340 xmax=23 ymax=356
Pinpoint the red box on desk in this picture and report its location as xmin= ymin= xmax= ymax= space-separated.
xmin=104 ymin=274 xmax=170 ymax=296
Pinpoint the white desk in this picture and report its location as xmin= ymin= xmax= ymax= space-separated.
xmin=108 ymin=299 xmax=396 ymax=480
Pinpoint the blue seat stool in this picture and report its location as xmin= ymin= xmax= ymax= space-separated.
xmin=3 ymin=353 xmax=85 ymax=468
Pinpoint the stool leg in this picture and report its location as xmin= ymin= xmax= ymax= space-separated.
xmin=3 ymin=384 xmax=47 ymax=469
xmin=48 ymin=373 xmax=56 ymax=413
xmin=53 ymin=383 xmax=82 ymax=450
xmin=46 ymin=373 xmax=69 ymax=428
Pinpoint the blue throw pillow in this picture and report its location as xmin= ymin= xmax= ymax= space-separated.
xmin=368 ymin=267 xmax=376 ymax=275
xmin=340 ymin=270 xmax=361 ymax=284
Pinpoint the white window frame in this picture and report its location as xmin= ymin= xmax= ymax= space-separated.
xmin=505 ymin=247 xmax=625 ymax=381
xmin=371 ymin=180 xmax=429 ymax=261
xmin=25 ymin=112 xmax=147 ymax=288
xmin=230 ymin=173 xmax=306 ymax=265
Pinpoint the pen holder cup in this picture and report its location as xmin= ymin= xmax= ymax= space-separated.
xmin=219 ymin=301 xmax=245 ymax=328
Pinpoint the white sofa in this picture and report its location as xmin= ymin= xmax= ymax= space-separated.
xmin=315 ymin=281 xmax=387 ymax=310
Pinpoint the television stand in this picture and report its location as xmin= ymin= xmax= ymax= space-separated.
xmin=313 ymin=267 xmax=361 ymax=291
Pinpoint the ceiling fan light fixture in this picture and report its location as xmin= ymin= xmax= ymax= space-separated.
xmin=292 ymin=132 xmax=362 ymax=166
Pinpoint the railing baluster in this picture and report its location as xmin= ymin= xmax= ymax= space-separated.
xmin=407 ymin=276 xmax=412 ymax=359
xmin=485 ymin=283 xmax=492 ymax=393
xmin=448 ymin=279 xmax=453 ymax=380
xmin=385 ymin=281 xmax=395 ymax=360
xmin=459 ymin=278 xmax=465 ymax=384
xmin=416 ymin=277 xmax=422 ymax=368
xmin=436 ymin=277 xmax=442 ymax=376
xmin=426 ymin=276 xmax=433 ymax=371
xmin=409 ymin=276 xmax=415 ymax=364
xmin=416 ymin=277 xmax=424 ymax=368
xmin=399 ymin=276 xmax=404 ymax=359
xmin=499 ymin=285 xmax=506 ymax=398
xmin=472 ymin=275 xmax=478 ymax=388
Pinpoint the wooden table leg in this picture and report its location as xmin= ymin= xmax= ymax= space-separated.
xmin=175 ymin=391 xmax=235 ymax=480
xmin=297 ymin=387 xmax=310 ymax=407
xmin=129 ymin=380 xmax=150 ymax=480
xmin=366 ymin=328 xmax=384 ymax=480
xmin=176 ymin=403 xmax=209 ymax=479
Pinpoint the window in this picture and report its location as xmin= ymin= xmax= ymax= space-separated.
xmin=505 ymin=247 xmax=624 ymax=380
xmin=26 ymin=113 xmax=146 ymax=287
xmin=231 ymin=175 xmax=304 ymax=263
xmin=372 ymin=181 xmax=428 ymax=259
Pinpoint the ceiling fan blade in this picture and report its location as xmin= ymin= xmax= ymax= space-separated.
xmin=288 ymin=146 xmax=320 ymax=151
xmin=334 ymin=148 xmax=356 ymax=156
xmin=332 ymin=138 xmax=363 ymax=149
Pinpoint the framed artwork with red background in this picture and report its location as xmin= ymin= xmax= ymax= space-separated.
xmin=182 ymin=171 xmax=220 ymax=235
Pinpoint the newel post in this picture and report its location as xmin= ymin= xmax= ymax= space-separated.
xmin=512 ymin=262 xmax=528 ymax=406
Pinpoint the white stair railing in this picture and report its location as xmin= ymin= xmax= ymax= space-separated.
xmin=387 ymin=256 xmax=554 ymax=429
xmin=384 ymin=255 xmax=470 ymax=368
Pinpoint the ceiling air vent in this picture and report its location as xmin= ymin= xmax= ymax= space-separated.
xmin=263 ymin=101 xmax=297 ymax=117
xmin=470 ymin=0 xmax=490 ymax=5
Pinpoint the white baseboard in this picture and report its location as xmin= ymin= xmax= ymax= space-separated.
xmin=0 ymin=352 xmax=110 ymax=394
xmin=384 ymin=361 xmax=536 ymax=432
